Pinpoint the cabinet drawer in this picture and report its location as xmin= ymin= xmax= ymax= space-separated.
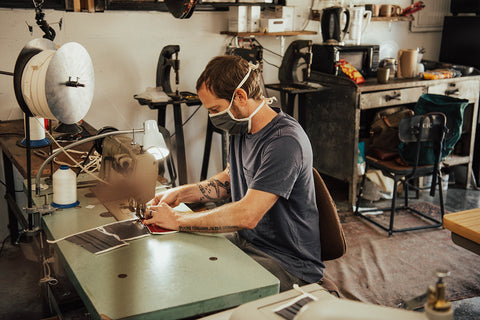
xmin=428 ymin=80 xmax=479 ymax=102
xmin=360 ymin=87 xmax=426 ymax=109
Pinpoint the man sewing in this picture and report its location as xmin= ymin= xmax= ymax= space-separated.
xmin=144 ymin=55 xmax=324 ymax=292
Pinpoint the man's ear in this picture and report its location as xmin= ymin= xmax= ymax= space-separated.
xmin=234 ymin=88 xmax=248 ymax=105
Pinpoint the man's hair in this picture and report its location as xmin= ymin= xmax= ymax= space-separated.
xmin=196 ymin=55 xmax=263 ymax=101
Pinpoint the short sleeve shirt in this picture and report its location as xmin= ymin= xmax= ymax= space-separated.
xmin=228 ymin=109 xmax=324 ymax=283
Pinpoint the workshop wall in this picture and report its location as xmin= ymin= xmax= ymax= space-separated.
xmin=0 ymin=2 xmax=442 ymax=191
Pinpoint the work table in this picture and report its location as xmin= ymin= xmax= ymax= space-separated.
xmin=40 ymin=184 xmax=279 ymax=319
xmin=303 ymin=72 xmax=480 ymax=210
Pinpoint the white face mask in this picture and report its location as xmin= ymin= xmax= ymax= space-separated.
xmin=209 ymin=65 xmax=265 ymax=135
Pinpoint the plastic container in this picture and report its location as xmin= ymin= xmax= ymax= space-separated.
xmin=52 ymin=165 xmax=79 ymax=208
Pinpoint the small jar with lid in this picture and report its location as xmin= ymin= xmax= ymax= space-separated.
xmin=379 ymin=58 xmax=397 ymax=79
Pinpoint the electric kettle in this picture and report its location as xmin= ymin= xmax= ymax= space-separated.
xmin=321 ymin=6 xmax=350 ymax=44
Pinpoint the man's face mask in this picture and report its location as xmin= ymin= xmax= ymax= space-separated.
xmin=209 ymin=65 xmax=265 ymax=135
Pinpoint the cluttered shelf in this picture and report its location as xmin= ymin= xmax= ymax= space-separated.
xmin=371 ymin=16 xmax=414 ymax=22
xmin=220 ymin=30 xmax=317 ymax=37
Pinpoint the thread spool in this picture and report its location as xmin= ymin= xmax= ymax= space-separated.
xmin=20 ymin=116 xmax=50 ymax=147
xmin=19 ymin=42 xmax=94 ymax=124
xmin=52 ymin=165 xmax=79 ymax=208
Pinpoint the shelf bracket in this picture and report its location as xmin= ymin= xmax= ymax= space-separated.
xmin=279 ymin=35 xmax=286 ymax=55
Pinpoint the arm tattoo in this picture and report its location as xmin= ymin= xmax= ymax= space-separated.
xmin=197 ymin=179 xmax=230 ymax=201
xmin=179 ymin=226 xmax=238 ymax=232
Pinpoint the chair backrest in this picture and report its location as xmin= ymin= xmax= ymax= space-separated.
xmin=398 ymin=112 xmax=447 ymax=167
xmin=398 ymin=112 xmax=447 ymax=196
xmin=313 ymin=168 xmax=347 ymax=261
xmin=399 ymin=112 xmax=447 ymax=144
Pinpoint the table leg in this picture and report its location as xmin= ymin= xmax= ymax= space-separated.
xmin=286 ymin=93 xmax=296 ymax=118
xmin=298 ymin=94 xmax=306 ymax=128
xmin=3 ymin=151 xmax=19 ymax=244
xmin=201 ymin=119 xmax=214 ymax=181
xmin=157 ymin=107 xmax=167 ymax=127
xmin=173 ymin=103 xmax=187 ymax=185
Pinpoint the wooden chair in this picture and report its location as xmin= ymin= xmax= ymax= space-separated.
xmin=354 ymin=112 xmax=448 ymax=236
xmin=313 ymin=167 xmax=347 ymax=294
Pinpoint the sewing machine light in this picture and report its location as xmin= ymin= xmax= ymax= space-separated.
xmin=142 ymin=120 xmax=169 ymax=160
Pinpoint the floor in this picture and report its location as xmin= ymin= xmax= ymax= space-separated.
xmin=0 ymin=186 xmax=479 ymax=320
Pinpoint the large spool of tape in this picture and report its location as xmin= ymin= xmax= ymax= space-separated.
xmin=14 ymin=40 xmax=94 ymax=124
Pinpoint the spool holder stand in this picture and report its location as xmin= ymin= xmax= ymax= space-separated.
xmin=19 ymin=116 xmax=54 ymax=240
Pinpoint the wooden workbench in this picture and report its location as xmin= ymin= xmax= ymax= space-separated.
xmin=443 ymin=208 xmax=480 ymax=255
xmin=0 ymin=119 xmax=95 ymax=178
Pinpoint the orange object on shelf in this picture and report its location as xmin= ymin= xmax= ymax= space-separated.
xmin=336 ymin=59 xmax=365 ymax=84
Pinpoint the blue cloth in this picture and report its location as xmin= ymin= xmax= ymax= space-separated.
xmin=229 ymin=108 xmax=324 ymax=283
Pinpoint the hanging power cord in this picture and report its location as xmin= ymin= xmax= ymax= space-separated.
xmin=0 ymin=235 xmax=10 ymax=257
xmin=253 ymin=38 xmax=281 ymax=69
xmin=38 ymin=232 xmax=58 ymax=286
xmin=169 ymin=104 xmax=203 ymax=138
xmin=263 ymin=59 xmax=281 ymax=69
xmin=262 ymin=46 xmax=283 ymax=58
xmin=299 ymin=0 xmax=316 ymax=32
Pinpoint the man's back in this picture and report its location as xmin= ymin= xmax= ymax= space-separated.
xmin=229 ymin=109 xmax=324 ymax=283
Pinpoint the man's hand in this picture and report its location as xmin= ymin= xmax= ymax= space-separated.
xmin=150 ymin=187 xmax=183 ymax=207
xmin=143 ymin=203 xmax=180 ymax=230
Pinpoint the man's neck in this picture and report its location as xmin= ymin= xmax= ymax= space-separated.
xmin=249 ymin=100 xmax=278 ymax=134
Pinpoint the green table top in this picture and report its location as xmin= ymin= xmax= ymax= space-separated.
xmin=39 ymin=184 xmax=279 ymax=320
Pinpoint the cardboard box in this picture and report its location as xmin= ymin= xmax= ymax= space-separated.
xmin=228 ymin=6 xmax=248 ymax=32
xmin=248 ymin=6 xmax=261 ymax=32
xmin=260 ymin=18 xmax=286 ymax=33
xmin=275 ymin=6 xmax=294 ymax=31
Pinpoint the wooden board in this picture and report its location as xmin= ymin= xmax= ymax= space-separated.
xmin=443 ymin=208 xmax=480 ymax=244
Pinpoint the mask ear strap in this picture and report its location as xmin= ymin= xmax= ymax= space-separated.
xmin=236 ymin=67 xmax=252 ymax=91
xmin=263 ymin=96 xmax=277 ymax=105
xmin=231 ymin=63 xmax=258 ymax=104
xmin=248 ymin=62 xmax=259 ymax=70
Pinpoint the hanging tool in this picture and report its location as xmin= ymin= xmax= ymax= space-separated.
xmin=33 ymin=0 xmax=56 ymax=41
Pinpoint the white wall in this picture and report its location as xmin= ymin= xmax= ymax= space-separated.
xmin=0 ymin=0 xmax=443 ymax=188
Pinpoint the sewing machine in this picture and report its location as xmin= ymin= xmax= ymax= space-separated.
xmin=96 ymin=134 xmax=158 ymax=219
xmin=225 ymin=272 xmax=453 ymax=320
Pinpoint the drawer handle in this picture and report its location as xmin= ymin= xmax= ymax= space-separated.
xmin=445 ymin=89 xmax=459 ymax=96
xmin=385 ymin=93 xmax=401 ymax=101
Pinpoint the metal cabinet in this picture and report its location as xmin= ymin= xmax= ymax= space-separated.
xmin=304 ymin=71 xmax=480 ymax=210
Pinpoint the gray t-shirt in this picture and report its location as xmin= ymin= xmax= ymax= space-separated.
xmin=229 ymin=109 xmax=324 ymax=283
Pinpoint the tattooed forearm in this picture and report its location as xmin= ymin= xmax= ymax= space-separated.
xmin=179 ymin=225 xmax=238 ymax=232
xmin=197 ymin=179 xmax=231 ymax=201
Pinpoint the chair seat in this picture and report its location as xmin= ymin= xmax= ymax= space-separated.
xmin=366 ymin=155 xmax=436 ymax=176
